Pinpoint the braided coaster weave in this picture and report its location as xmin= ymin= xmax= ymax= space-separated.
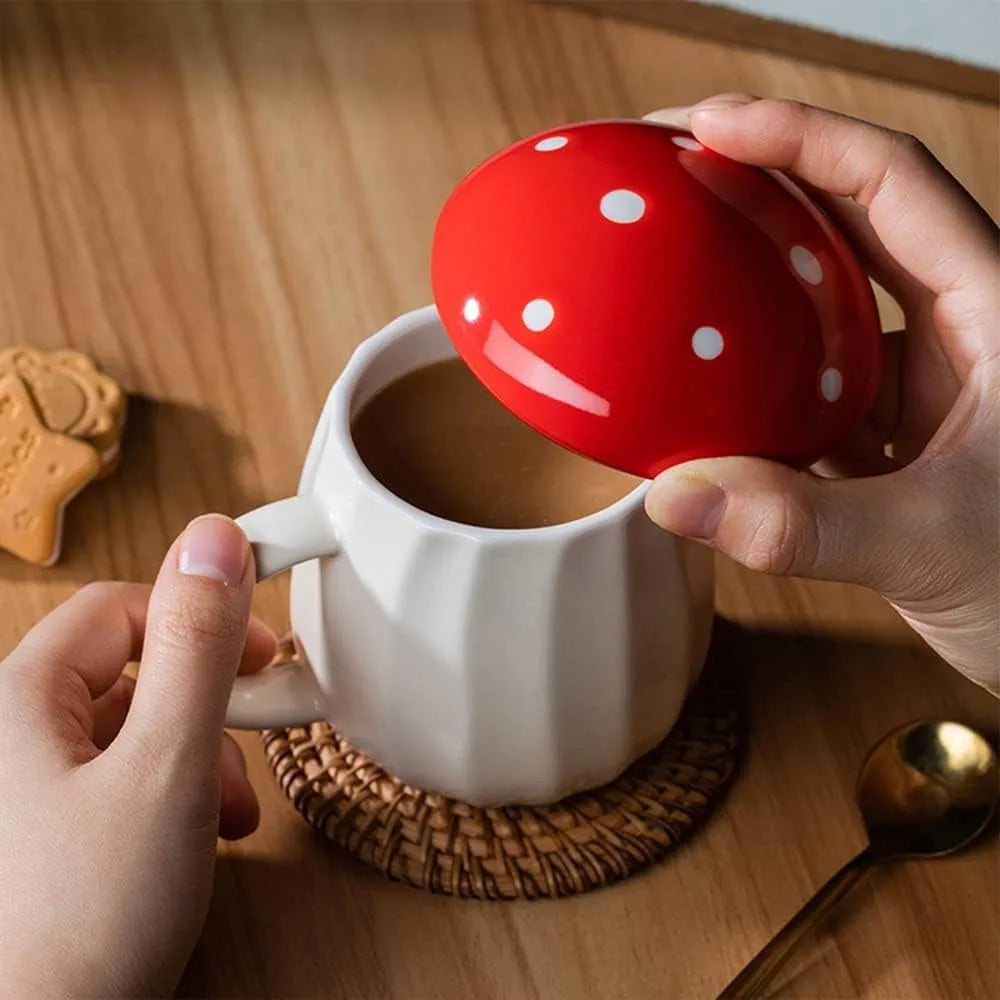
xmin=262 ymin=634 xmax=742 ymax=901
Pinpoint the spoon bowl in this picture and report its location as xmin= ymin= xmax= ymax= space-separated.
xmin=719 ymin=721 xmax=998 ymax=998
xmin=859 ymin=720 xmax=998 ymax=858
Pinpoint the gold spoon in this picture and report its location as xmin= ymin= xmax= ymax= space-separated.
xmin=718 ymin=720 xmax=998 ymax=998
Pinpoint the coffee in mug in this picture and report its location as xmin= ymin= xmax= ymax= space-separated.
xmin=351 ymin=357 xmax=640 ymax=529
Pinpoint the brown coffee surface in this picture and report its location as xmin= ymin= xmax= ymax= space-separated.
xmin=351 ymin=358 xmax=640 ymax=529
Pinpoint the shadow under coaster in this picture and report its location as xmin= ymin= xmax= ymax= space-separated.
xmin=262 ymin=631 xmax=743 ymax=901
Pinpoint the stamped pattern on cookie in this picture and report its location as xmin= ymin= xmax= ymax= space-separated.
xmin=0 ymin=374 xmax=100 ymax=565
xmin=0 ymin=346 xmax=127 ymax=479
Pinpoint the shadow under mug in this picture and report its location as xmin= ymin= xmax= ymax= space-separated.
xmin=226 ymin=305 xmax=714 ymax=806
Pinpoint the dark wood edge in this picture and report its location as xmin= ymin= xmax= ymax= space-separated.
xmin=550 ymin=1 xmax=999 ymax=104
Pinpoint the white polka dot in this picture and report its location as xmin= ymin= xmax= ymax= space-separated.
xmin=790 ymin=245 xmax=823 ymax=285
xmin=462 ymin=297 xmax=481 ymax=323
xmin=692 ymin=326 xmax=724 ymax=360
xmin=672 ymin=135 xmax=702 ymax=151
xmin=820 ymin=367 xmax=843 ymax=402
xmin=535 ymin=136 xmax=568 ymax=152
xmin=600 ymin=189 xmax=645 ymax=224
xmin=522 ymin=299 xmax=555 ymax=332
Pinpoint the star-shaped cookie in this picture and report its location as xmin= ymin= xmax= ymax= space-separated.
xmin=0 ymin=373 xmax=100 ymax=565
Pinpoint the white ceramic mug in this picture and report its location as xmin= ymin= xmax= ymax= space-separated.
xmin=226 ymin=306 xmax=714 ymax=806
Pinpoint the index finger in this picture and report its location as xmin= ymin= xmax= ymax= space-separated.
xmin=5 ymin=582 xmax=277 ymax=704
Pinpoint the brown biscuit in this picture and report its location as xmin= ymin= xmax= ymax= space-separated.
xmin=45 ymin=352 xmax=126 ymax=438
xmin=0 ymin=349 xmax=103 ymax=435
xmin=14 ymin=364 xmax=92 ymax=434
xmin=0 ymin=347 xmax=126 ymax=476
xmin=0 ymin=373 xmax=100 ymax=566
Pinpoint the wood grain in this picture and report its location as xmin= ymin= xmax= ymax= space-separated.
xmin=1 ymin=3 xmax=996 ymax=998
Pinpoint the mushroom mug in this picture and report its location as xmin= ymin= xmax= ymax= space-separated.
xmin=225 ymin=306 xmax=714 ymax=806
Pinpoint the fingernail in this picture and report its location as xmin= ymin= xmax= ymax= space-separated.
xmin=178 ymin=514 xmax=249 ymax=585
xmin=646 ymin=476 xmax=727 ymax=540
xmin=643 ymin=106 xmax=693 ymax=128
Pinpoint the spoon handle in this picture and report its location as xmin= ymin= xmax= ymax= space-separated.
xmin=717 ymin=848 xmax=874 ymax=999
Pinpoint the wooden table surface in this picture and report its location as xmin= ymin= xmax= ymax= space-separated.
xmin=2 ymin=3 xmax=997 ymax=998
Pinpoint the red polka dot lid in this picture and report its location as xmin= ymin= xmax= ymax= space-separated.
xmin=431 ymin=120 xmax=883 ymax=478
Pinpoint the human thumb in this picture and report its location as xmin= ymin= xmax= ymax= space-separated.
xmin=645 ymin=457 xmax=919 ymax=593
xmin=121 ymin=515 xmax=254 ymax=763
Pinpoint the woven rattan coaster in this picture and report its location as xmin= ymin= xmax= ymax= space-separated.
xmin=262 ymin=631 xmax=742 ymax=900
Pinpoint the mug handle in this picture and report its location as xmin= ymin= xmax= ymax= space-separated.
xmin=224 ymin=494 xmax=339 ymax=729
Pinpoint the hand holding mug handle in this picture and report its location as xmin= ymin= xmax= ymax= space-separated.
xmin=225 ymin=494 xmax=340 ymax=729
